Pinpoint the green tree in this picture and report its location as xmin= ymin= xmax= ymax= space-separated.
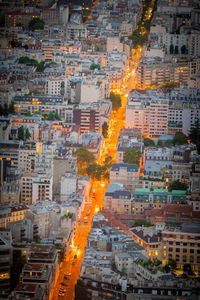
xmin=183 ymin=264 xmax=194 ymax=275
xmin=143 ymin=138 xmax=155 ymax=147
xmin=25 ymin=128 xmax=31 ymax=140
xmin=189 ymin=120 xmax=200 ymax=145
xmin=132 ymin=220 xmax=153 ymax=227
xmin=168 ymin=180 xmax=187 ymax=192
xmin=28 ymin=18 xmax=44 ymax=31
xmin=0 ymin=102 xmax=14 ymax=116
xmin=110 ymin=92 xmax=122 ymax=111
xmin=181 ymin=45 xmax=186 ymax=54
xmin=17 ymin=126 xmax=25 ymax=140
xmin=47 ymin=112 xmax=60 ymax=120
xmin=90 ymin=63 xmax=100 ymax=70
xmin=169 ymin=259 xmax=177 ymax=271
xmin=102 ymin=122 xmax=108 ymax=138
xmin=10 ymin=39 xmax=22 ymax=48
xmin=174 ymin=45 xmax=179 ymax=54
xmin=36 ymin=61 xmax=45 ymax=72
xmin=173 ymin=132 xmax=188 ymax=145
xmin=24 ymin=111 xmax=32 ymax=117
xmin=74 ymin=148 xmax=95 ymax=173
xmin=28 ymin=89 xmax=40 ymax=95
xmin=123 ymin=149 xmax=141 ymax=165
xmin=169 ymin=44 xmax=174 ymax=54
xmin=163 ymin=264 xmax=171 ymax=273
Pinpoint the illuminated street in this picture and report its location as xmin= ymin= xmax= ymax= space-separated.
xmin=51 ymin=47 xmax=142 ymax=300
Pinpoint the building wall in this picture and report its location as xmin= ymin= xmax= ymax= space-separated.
xmin=162 ymin=230 xmax=200 ymax=271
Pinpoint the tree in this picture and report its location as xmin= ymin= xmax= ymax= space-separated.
xmin=36 ymin=61 xmax=45 ymax=72
xmin=163 ymin=264 xmax=171 ymax=273
xmin=0 ymin=102 xmax=14 ymax=116
xmin=169 ymin=44 xmax=174 ymax=54
xmin=25 ymin=128 xmax=31 ymax=140
xmin=173 ymin=132 xmax=188 ymax=145
xmin=47 ymin=112 xmax=61 ymax=120
xmin=132 ymin=220 xmax=153 ymax=227
xmin=174 ymin=45 xmax=179 ymax=54
xmin=169 ymin=259 xmax=177 ymax=271
xmin=143 ymin=138 xmax=155 ymax=147
xmin=17 ymin=126 xmax=25 ymax=140
xmin=17 ymin=126 xmax=31 ymax=140
xmin=181 ymin=45 xmax=186 ymax=54
xmin=110 ymin=92 xmax=122 ymax=111
xmin=168 ymin=180 xmax=187 ymax=192
xmin=24 ymin=111 xmax=32 ymax=117
xmin=74 ymin=147 xmax=95 ymax=171
xmin=189 ymin=120 xmax=200 ymax=145
xmin=102 ymin=122 xmax=108 ymax=138
xmin=183 ymin=264 xmax=194 ymax=275
xmin=123 ymin=149 xmax=141 ymax=165
xmin=90 ymin=63 xmax=100 ymax=70
xmin=28 ymin=18 xmax=44 ymax=31
xmin=10 ymin=39 xmax=22 ymax=48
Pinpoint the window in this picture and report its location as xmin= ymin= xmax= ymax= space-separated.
xmin=190 ymin=249 xmax=194 ymax=254
xmin=176 ymin=248 xmax=180 ymax=252
xmin=183 ymin=249 xmax=187 ymax=253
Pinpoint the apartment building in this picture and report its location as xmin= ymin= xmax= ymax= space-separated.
xmin=21 ymin=176 xmax=52 ymax=203
xmin=125 ymin=91 xmax=169 ymax=137
xmin=18 ymin=143 xmax=36 ymax=175
xmin=5 ymin=11 xmax=40 ymax=29
xmin=132 ymin=188 xmax=187 ymax=214
xmin=105 ymin=67 xmax=124 ymax=90
xmin=11 ymin=115 xmax=41 ymax=141
xmin=20 ymin=263 xmax=53 ymax=299
xmin=125 ymin=100 xmax=150 ymax=137
xmin=80 ymin=75 xmax=110 ymax=103
xmin=73 ymin=106 xmax=100 ymax=134
xmin=162 ymin=223 xmax=200 ymax=272
xmin=110 ymin=163 xmax=139 ymax=193
xmin=0 ymin=233 xmax=12 ymax=298
xmin=45 ymin=77 xmax=68 ymax=97
xmin=104 ymin=190 xmax=132 ymax=214
xmin=130 ymin=228 xmax=162 ymax=260
xmin=14 ymin=95 xmax=71 ymax=120
xmin=60 ymin=172 xmax=77 ymax=201
xmin=149 ymin=99 xmax=168 ymax=137
xmin=32 ymin=177 xmax=53 ymax=203
xmin=136 ymin=57 xmax=197 ymax=89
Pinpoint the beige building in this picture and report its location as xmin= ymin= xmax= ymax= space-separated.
xmin=149 ymin=99 xmax=168 ymax=137
xmin=162 ymin=224 xmax=200 ymax=272
xmin=110 ymin=163 xmax=139 ymax=193
xmin=104 ymin=190 xmax=132 ymax=214
xmin=136 ymin=57 xmax=200 ymax=89
xmin=0 ymin=182 xmax=20 ymax=204
xmin=53 ymin=155 xmax=77 ymax=200
xmin=125 ymin=91 xmax=169 ymax=137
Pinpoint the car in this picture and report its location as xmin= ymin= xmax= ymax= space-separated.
xmin=64 ymin=272 xmax=71 ymax=276
xmin=64 ymin=275 xmax=69 ymax=280
xmin=61 ymin=282 xmax=67 ymax=286
xmin=72 ymin=261 xmax=75 ymax=265
xmin=59 ymin=288 xmax=66 ymax=292
xmin=74 ymin=254 xmax=77 ymax=259
xmin=58 ymin=293 xmax=65 ymax=297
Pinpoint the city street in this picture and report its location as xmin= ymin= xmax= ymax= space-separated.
xmin=51 ymin=47 xmax=142 ymax=300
